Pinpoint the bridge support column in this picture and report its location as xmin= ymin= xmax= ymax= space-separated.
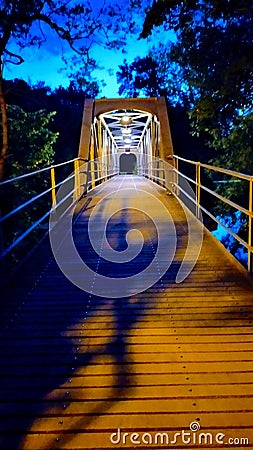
xmin=78 ymin=99 xmax=94 ymax=161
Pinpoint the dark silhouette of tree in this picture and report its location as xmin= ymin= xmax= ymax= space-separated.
xmin=117 ymin=56 xmax=168 ymax=98
xmin=3 ymin=78 xmax=99 ymax=169
xmin=140 ymin=0 xmax=253 ymax=176
xmin=0 ymin=78 xmax=100 ymax=273
xmin=0 ymin=0 xmax=131 ymax=179
xmin=138 ymin=0 xmax=253 ymax=259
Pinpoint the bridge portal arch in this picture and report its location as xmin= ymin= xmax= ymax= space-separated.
xmin=78 ymin=98 xmax=174 ymax=163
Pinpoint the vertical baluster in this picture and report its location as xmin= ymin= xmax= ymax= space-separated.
xmin=74 ymin=159 xmax=81 ymax=201
xmin=196 ymin=163 xmax=201 ymax=219
xmin=50 ymin=166 xmax=56 ymax=208
xmin=248 ymin=179 xmax=253 ymax=272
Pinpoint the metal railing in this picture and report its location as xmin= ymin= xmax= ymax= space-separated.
xmin=141 ymin=156 xmax=253 ymax=272
xmin=0 ymin=157 xmax=118 ymax=263
xmin=1 ymin=153 xmax=252 ymax=273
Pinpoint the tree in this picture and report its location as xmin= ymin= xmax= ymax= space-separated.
xmin=0 ymin=104 xmax=58 ymax=269
xmin=4 ymin=78 xmax=99 ymax=163
xmin=48 ymin=81 xmax=98 ymax=163
xmin=7 ymin=105 xmax=57 ymax=174
xmin=0 ymin=0 xmax=133 ymax=179
xmin=117 ymin=55 xmax=169 ymax=98
xmin=117 ymin=46 xmax=193 ymax=107
xmin=140 ymin=1 xmax=253 ymax=173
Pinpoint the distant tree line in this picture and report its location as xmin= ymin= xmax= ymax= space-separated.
xmin=0 ymin=0 xmax=135 ymax=179
xmin=0 ymin=78 xmax=100 ymax=274
xmin=3 ymin=79 xmax=96 ymax=174
xmin=118 ymin=0 xmax=253 ymax=180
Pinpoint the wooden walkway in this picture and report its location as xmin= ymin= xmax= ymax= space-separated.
xmin=0 ymin=176 xmax=252 ymax=449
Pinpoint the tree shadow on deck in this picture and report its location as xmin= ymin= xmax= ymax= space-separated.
xmin=0 ymin=251 xmax=181 ymax=449
xmin=0 ymin=185 xmax=184 ymax=450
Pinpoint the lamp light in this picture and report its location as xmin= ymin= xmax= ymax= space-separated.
xmin=120 ymin=115 xmax=132 ymax=125
xmin=121 ymin=127 xmax=131 ymax=135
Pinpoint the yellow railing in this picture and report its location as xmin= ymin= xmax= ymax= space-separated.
xmin=0 ymin=158 xmax=80 ymax=260
xmin=1 ymin=154 xmax=252 ymax=273
xmin=144 ymin=156 xmax=252 ymax=272
xmin=0 ymin=157 xmax=119 ymax=263
xmin=173 ymin=156 xmax=253 ymax=271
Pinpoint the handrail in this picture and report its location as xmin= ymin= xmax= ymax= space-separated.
xmin=172 ymin=156 xmax=253 ymax=272
xmin=0 ymin=157 xmax=118 ymax=262
xmin=200 ymin=183 xmax=252 ymax=218
xmin=175 ymin=155 xmax=253 ymax=182
xmin=1 ymin=153 xmax=252 ymax=274
xmin=141 ymin=156 xmax=252 ymax=272
xmin=0 ymin=158 xmax=80 ymax=186
xmin=174 ymin=165 xmax=252 ymax=218
xmin=0 ymin=173 xmax=75 ymax=224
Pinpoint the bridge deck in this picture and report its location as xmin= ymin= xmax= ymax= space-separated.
xmin=0 ymin=176 xmax=252 ymax=449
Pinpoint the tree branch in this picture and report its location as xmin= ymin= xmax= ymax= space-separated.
xmin=34 ymin=13 xmax=102 ymax=55
xmin=4 ymin=49 xmax=24 ymax=65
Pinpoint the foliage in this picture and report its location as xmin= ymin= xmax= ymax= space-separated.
xmin=0 ymin=0 xmax=144 ymax=83
xmin=0 ymin=0 xmax=132 ymax=63
xmin=133 ymin=0 xmax=253 ymax=263
xmin=0 ymin=0 xmax=139 ymax=178
xmin=139 ymin=1 xmax=253 ymax=170
xmin=7 ymin=105 xmax=57 ymax=174
xmin=3 ymin=78 xmax=99 ymax=164
xmin=0 ymin=104 xmax=58 ymax=270
xmin=117 ymin=55 xmax=169 ymax=98
xmin=117 ymin=45 xmax=193 ymax=107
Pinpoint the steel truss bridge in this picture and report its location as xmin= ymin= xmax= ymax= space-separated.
xmin=0 ymin=98 xmax=252 ymax=449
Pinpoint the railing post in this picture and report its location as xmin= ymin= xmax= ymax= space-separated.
xmin=248 ymin=179 xmax=253 ymax=272
xmin=74 ymin=159 xmax=81 ymax=201
xmin=174 ymin=156 xmax=179 ymax=196
xmin=50 ymin=167 xmax=56 ymax=208
xmin=91 ymin=156 xmax=96 ymax=189
xmin=196 ymin=162 xmax=201 ymax=219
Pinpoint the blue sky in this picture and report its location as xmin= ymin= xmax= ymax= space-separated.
xmin=4 ymin=4 xmax=166 ymax=98
xmin=5 ymin=39 xmax=149 ymax=97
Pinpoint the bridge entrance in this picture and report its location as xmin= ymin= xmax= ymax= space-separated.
xmin=78 ymin=98 xmax=175 ymax=169
xmin=119 ymin=153 xmax=137 ymax=174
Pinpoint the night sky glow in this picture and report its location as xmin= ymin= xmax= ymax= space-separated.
xmin=4 ymin=1 xmax=171 ymax=98
xmin=5 ymin=35 xmax=149 ymax=97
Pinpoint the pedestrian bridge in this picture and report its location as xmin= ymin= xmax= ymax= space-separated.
xmin=0 ymin=98 xmax=252 ymax=449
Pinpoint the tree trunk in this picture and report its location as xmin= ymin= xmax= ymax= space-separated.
xmin=0 ymin=59 xmax=7 ymax=280
xmin=0 ymin=59 xmax=8 ymax=181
